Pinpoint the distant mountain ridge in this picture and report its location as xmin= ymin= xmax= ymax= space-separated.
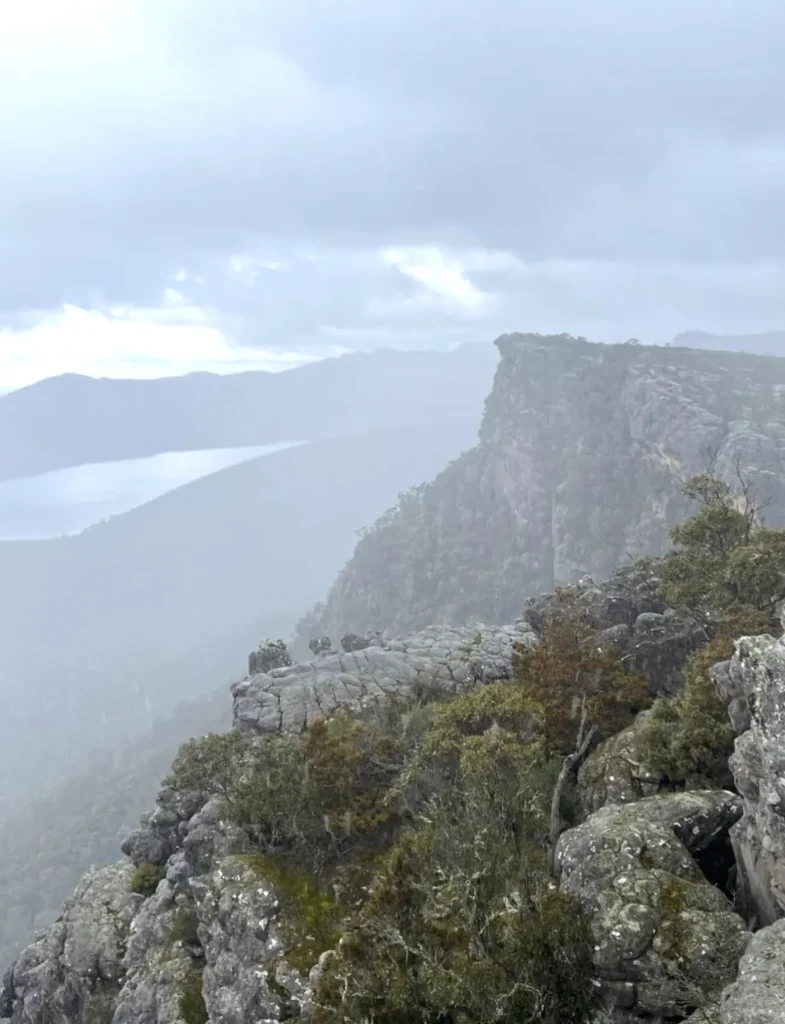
xmin=0 ymin=344 xmax=498 ymax=480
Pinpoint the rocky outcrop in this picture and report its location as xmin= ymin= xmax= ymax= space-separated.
xmin=716 ymin=628 xmax=785 ymax=927
xmin=232 ymin=621 xmax=537 ymax=736
xmin=1 ymin=619 xmax=541 ymax=1024
xmin=525 ymin=567 xmax=708 ymax=696
xmin=302 ymin=333 xmax=785 ymax=641
xmin=578 ymin=710 xmax=662 ymax=815
xmin=0 ymin=864 xmax=140 ymax=1023
xmin=719 ymin=918 xmax=785 ymax=1023
xmin=557 ymin=791 xmax=747 ymax=1020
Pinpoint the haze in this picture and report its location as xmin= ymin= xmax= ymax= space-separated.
xmin=2 ymin=0 xmax=785 ymax=981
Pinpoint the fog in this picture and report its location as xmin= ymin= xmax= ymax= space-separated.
xmin=2 ymin=0 xmax=785 ymax=989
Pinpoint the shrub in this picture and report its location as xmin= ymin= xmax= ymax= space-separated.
xmin=129 ymin=862 xmax=164 ymax=897
xmin=640 ymin=610 xmax=771 ymax=788
xmin=659 ymin=471 xmax=785 ymax=617
xmin=314 ymin=821 xmax=596 ymax=1024
xmin=179 ymin=969 xmax=208 ymax=1024
xmin=513 ymin=590 xmax=650 ymax=754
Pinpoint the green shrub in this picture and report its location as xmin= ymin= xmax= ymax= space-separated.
xmin=170 ymin=903 xmax=200 ymax=946
xmin=513 ymin=590 xmax=650 ymax=754
xmin=640 ymin=610 xmax=771 ymax=788
xmin=239 ymin=853 xmax=343 ymax=974
xmin=659 ymin=471 xmax=785 ymax=616
xmin=129 ymin=862 xmax=164 ymax=897
xmin=179 ymin=969 xmax=208 ymax=1024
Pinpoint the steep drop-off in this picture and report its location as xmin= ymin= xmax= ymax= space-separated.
xmin=302 ymin=333 xmax=785 ymax=641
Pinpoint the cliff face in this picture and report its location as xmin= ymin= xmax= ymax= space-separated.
xmin=303 ymin=334 xmax=785 ymax=641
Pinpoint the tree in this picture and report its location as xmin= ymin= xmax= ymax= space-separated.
xmin=659 ymin=465 xmax=785 ymax=618
xmin=512 ymin=592 xmax=650 ymax=756
xmin=638 ymin=464 xmax=784 ymax=788
xmin=511 ymin=592 xmax=649 ymax=872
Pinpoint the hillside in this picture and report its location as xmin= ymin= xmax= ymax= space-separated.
xmin=0 ymin=688 xmax=230 ymax=972
xmin=0 ymin=344 xmax=497 ymax=480
xmin=0 ymin=418 xmax=479 ymax=804
xmin=300 ymin=333 xmax=785 ymax=642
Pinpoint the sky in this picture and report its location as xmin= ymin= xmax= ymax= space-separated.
xmin=2 ymin=0 xmax=785 ymax=387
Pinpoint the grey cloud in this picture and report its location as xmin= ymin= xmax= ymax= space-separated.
xmin=1 ymin=0 xmax=784 ymax=337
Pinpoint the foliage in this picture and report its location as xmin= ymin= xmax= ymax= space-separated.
xmin=129 ymin=862 xmax=164 ymax=897
xmin=640 ymin=610 xmax=771 ymax=788
xmin=240 ymin=853 xmax=344 ymax=974
xmin=179 ymin=969 xmax=208 ymax=1024
xmin=314 ymin=732 xmax=596 ymax=1024
xmin=512 ymin=591 xmax=650 ymax=754
xmin=168 ymin=678 xmax=599 ymax=1017
xmin=659 ymin=471 xmax=785 ymax=616
xmin=636 ymin=467 xmax=785 ymax=787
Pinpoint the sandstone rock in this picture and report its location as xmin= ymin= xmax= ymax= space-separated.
xmin=578 ymin=710 xmax=662 ymax=815
xmin=233 ymin=621 xmax=537 ymax=735
xmin=0 ymin=863 xmax=140 ymax=1024
xmin=121 ymin=828 xmax=171 ymax=867
xmin=191 ymin=857 xmax=304 ymax=1024
xmin=719 ymin=632 xmax=785 ymax=925
xmin=308 ymin=637 xmax=333 ymax=657
xmin=720 ymin=918 xmax=785 ymax=1023
xmin=556 ymin=791 xmax=748 ymax=1019
xmin=249 ymin=638 xmax=292 ymax=677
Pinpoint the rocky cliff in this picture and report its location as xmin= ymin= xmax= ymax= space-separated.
xmin=300 ymin=333 xmax=785 ymax=642
xmin=0 ymin=570 xmax=752 ymax=1024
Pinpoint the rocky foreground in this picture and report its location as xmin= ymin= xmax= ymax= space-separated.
xmin=3 ymin=571 xmax=785 ymax=1023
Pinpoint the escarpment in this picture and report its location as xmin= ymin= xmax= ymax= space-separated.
xmin=0 ymin=566 xmax=766 ymax=1024
xmin=301 ymin=333 xmax=785 ymax=643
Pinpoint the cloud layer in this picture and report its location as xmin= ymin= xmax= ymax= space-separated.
xmin=2 ymin=0 xmax=785 ymax=381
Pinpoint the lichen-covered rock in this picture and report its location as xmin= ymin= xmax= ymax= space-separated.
xmin=556 ymin=791 xmax=748 ymax=1019
xmin=190 ymin=857 xmax=302 ymax=1024
xmin=719 ymin=630 xmax=785 ymax=926
xmin=121 ymin=828 xmax=172 ymax=868
xmin=232 ymin=621 xmax=536 ymax=735
xmin=720 ymin=918 xmax=785 ymax=1023
xmin=578 ymin=710 xmax=662 ymax=815
xmin=339 ymin=631 xmax=383 ymax=653
xmin=0 ymin=863 xmax=140 ymax=1024
xmin=307 ymin=637 xmax=333 ymax=657
xmin=112 ymin=880 xmax=196 ymax=1024
xmin=249 ymin=639 xmax=292 ymax=677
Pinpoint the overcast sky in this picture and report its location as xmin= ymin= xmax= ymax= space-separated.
xmin=2 ymin=0 xmax=785 ymax=387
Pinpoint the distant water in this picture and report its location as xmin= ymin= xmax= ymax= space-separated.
xmin=0 ymin=443 xmax=302 ymax=540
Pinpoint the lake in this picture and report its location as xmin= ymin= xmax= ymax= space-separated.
xmin=0 ymin=443 xmax=302 ymax=540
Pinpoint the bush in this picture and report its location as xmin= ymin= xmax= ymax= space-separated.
xmin=659 ymin=471 xmax=785 ymax=617
xmin=129 ymin=862 xmax=164 ymax=897
xmin=513 ymin=590 xmax=650 ymax=754
xmin=640 ymin=610 xmax=771 ymax=788
xmin=314 ymin=809 xmax=596 ymax=1024
xmin=179 ymin=969 xmax=208 ymax=1024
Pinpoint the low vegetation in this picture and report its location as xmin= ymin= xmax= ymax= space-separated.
xmin=639 ymin=466 xmax=784 ymax=787
xmin=129 ymin=862 xmax=164 ymax=898
xmin=164 ymin=466 xmax=784 ymax=1021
